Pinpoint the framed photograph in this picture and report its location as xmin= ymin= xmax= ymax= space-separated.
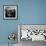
xmin=3 ymin=5 xmax=17 ymax=20
xmin=18 ymin=24 xmax=46 ymax=42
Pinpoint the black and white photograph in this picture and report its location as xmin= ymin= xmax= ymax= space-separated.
xmin=18 ymin=25 xmax=46 ymax=41
xmin=3 ymin=5 xmax=17 ymax=20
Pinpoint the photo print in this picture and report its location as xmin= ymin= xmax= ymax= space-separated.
xmin=3 ymin=5 xmax=17 ymax=20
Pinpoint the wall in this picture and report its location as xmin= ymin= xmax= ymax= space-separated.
xmin=0 ymin=0 xmax=46 ymax=45
xmin=0 ymin=0 xmax=19 ymax=44
xmin=20 ymin=0 xmax=46 ymax=24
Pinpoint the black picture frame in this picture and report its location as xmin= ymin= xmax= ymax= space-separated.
xmin=3 ymin=5 xmax=18 ymax=20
